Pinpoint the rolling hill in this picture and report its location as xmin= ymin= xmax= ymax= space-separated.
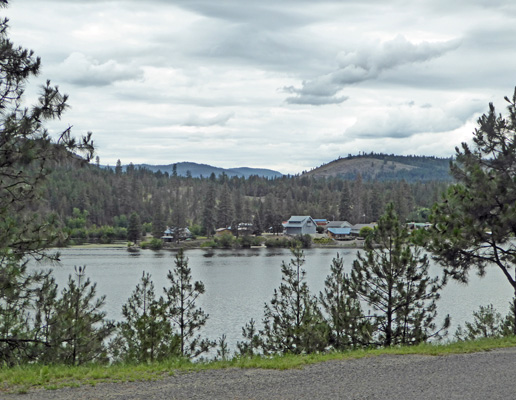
xmin=304 ymin=153 xmax=453 ymax=182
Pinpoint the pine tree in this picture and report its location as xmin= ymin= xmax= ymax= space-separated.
xmin=202 ymin=184 xmax=217 ymax=235
xmin=236 ymin=318 xmax=262 ymax=356
xmin=112 ymin=272 xmax=178 ymax=362
xmin=48 ymin=266 xmax=114 ymax=365
xmin=428 ymin=88 xmax=516 ymax=334
xmin=319 ymin=254 xmax=372 ymax=350
xmin=0 ymin=0 xmax=93 ymax=361
xmin=260 ymin=247 xmax=328 ymax=355
xmin=351 ymin=204 xmax=448 ymax=347
xmin=0 ymin=259 xmax=55 ymax=364
xmin=164 ymin=249 xmax=214 ymax=358
xmin=217 ymin=183 xmax=234 ymax=229
xmin=127 ymin=212 xmax=141 ymax=243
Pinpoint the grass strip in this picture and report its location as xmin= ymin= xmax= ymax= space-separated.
xmin=2 ymin=336 xmax=516 ymax=394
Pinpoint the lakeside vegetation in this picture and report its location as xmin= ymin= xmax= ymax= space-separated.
xmin=2 ymin=336 xmax=516 ymax=394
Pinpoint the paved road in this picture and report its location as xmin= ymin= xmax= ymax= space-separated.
xmin=3 ymin=348 xmax=516 ymax=399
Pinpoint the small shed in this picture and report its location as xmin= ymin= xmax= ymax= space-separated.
xmin=284 ymin=216 xmax=317 ymax=235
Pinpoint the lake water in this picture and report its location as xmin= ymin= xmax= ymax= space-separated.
xmin=29 ymin=247 xmax=514 ymax=353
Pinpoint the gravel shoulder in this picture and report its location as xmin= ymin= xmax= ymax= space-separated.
xmin=3 ymin=348 xmax=516 ymax=400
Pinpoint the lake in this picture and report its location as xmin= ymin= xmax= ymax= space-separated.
xmin=29 ymin=247 xmax=514 ymax=353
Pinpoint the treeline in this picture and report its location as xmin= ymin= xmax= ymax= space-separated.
xmin=39 ymin=160 xmax=448 ymax=239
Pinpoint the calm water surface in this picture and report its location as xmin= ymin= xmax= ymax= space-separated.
xmin=29 ymin=247 xmax=513 ymax=353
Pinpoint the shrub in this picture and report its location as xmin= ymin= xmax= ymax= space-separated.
xmin=140 ymin=238 xmax=164 ymax=250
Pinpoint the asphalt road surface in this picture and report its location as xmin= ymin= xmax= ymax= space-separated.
xmin=3 ymin=348 xmax=516 ymax=399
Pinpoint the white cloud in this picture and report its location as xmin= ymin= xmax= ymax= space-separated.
xmin=53 ymin=52 xmax=143 ymax=87
xmin=182 ymin=112 xmax=235 ymax=127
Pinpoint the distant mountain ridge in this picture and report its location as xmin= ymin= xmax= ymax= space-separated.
xmin=304 ymin=153 xmax=454 ymax=182
xmin=111 ymin=162 xmax=284 ymax=179
xmin=105 ymin=154 xmax=453 ymax=182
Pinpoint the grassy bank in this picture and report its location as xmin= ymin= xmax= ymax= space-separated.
xmin=2 ymin=336 xmax=516 ymax=394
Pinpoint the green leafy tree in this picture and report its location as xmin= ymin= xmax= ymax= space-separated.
xmin=0 ymin=0 xmax=93 ymax=361
xmin=111 ymin=272 xmax=177 ymax=363
xmin=351 ymin=203 xmax=448 ymax=347
xmin=319 ymin=254 xmax=372 ymax=350
xmin=428 ymin=88 xmax=516 ymax=334
xmin=164 ymin=249 xmax=214 ymax=358
xmin=260 ymin=247 xmax=328 ymax=355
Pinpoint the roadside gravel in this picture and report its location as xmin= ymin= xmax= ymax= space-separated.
xmin=3 ymin=348 xmax=516 ymax=399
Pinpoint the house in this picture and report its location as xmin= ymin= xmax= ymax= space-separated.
xmin=236 ymin=222 xmax=254 ymax=236
xmin=327 ymin=227 xmax=352 ymax=240
xmin=350 ymin=223 xmax=377 ymax=237
xmin=284 ymin=216 xmax=317 ymax=235
xmin=215 ymin=227 xmax=233 ymax=236
xmin=161 ymin=227 xmax=192 ymax=242
xmin=407 ymin=222 xmax=431 ymax=231
xmin=326 ymin=220 xmax=352 ymax=231
xmin=313 ymin=219 xmax=328 ymax=227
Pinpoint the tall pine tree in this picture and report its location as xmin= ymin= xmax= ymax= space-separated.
xmin=260 ymin=247 xmax=327 ymax=354
xmin=351 ymin=204 xmax=448 ymax=346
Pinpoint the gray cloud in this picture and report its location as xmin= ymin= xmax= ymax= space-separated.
xmin=285 ymin=36 xmax=461 ymax=105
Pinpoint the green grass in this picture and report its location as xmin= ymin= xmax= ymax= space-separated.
xmin=2 ymin=336 xmax=516 ymax=394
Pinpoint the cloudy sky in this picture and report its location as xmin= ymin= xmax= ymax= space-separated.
xmin=5 ymin=0 xmax=516 ymax=174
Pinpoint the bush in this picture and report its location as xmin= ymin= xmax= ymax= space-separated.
xmin=140 ymin=238 xmax=164 ymax=250
xmin=200 ymin=240 xmax=218 ymax=248
xmin=215 ymin=232 xmax=235 ymax=248
xmin=313 ymin=237 xmax=333 ymax=245
xmin=359 ymin=226 xmax=374 ymax=239
xmin=295 ymin=234 xmax=312 ymax=248
xmin=238 ymin=235 xmax=253 ymax=248
xmin=265 ymin=237 xmax=292 ymax=248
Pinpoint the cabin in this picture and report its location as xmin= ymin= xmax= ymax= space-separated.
xmin=215 ymin=227 xmax=233 ymax=236
xmin=327 ymin=227 xmax=352 ymax=240
xmin=161 ymin=227 xmax=192 ymax=242
xmin=284 ymin=216 xmax=317 ymax=235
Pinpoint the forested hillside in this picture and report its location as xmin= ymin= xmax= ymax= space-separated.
xmin=305 ymin=153 xmax=453 ymax=182
xmin=40 ymin=159 xmax=449 ymax=239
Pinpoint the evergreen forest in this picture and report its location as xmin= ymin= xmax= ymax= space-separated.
xmin=40 ymin=158 xmax=449 ymax=243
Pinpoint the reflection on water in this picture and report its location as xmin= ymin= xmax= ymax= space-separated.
xmin=29 ymin=247 xmax=513 ymax=354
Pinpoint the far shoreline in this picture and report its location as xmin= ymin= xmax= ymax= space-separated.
xmin=63 ymin=238 xmax=365 ymax=251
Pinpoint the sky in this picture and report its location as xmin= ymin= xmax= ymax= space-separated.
xmin=5 ymin=0 xmax=516 ymax=174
